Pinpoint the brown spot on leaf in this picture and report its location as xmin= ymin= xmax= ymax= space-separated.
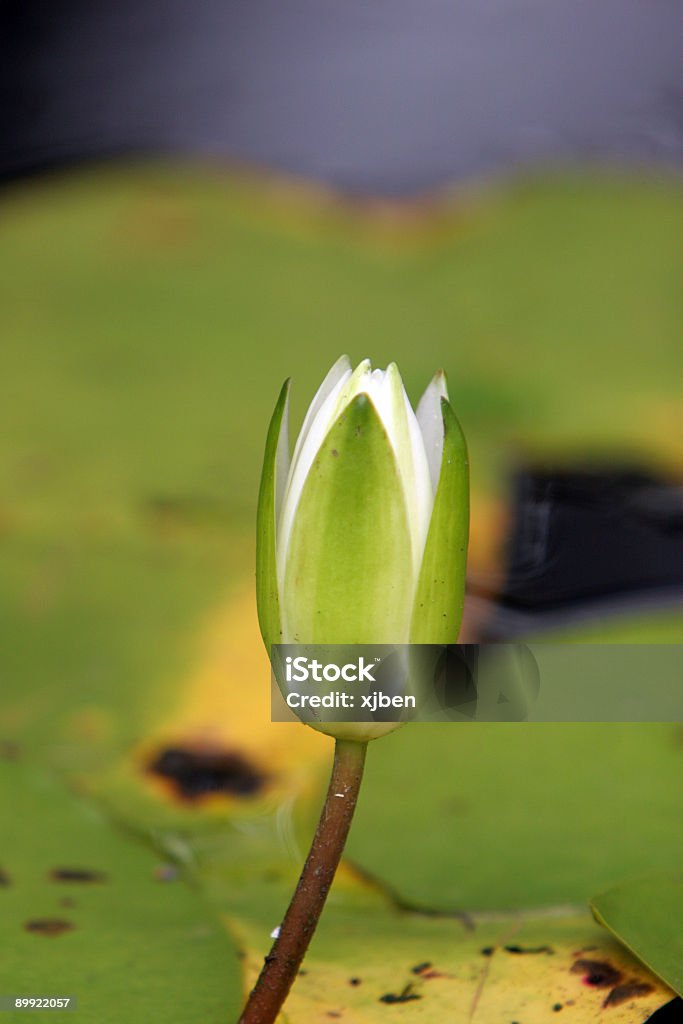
xmin=50 ymin=867 xmax=107 ymax=883
xmin=148 ymin=745 xmax=268 ymax=800
xmin=0 ymin=867 xmax=11 ymax=886
xmin=348 ymin=978 xmax=362 ymax=987
xmin=571 ymin=959 xmax=622 ymax=988
xmin=0 ymin=740 xmax=20 ymax=760
xmin=603 ymin=981 xmax=654 ymax=1008
xmin=379 ymin=984 xmax=421 ymax=1005
xmin=505 ymin=944 xmax=554 ymax=955
xmin=24 ymin=918 xmax=74 ymax=937
xmin=411 ymin=961 xmax=450 ymax=979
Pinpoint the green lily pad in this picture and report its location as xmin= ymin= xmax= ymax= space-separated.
xmin=0 ymin=759 xmax=242 ymax=1022
xmin=347 ymin=723 xmax=683 ymax=911
xmin=592 ymin=875 xmax=683 ymax=996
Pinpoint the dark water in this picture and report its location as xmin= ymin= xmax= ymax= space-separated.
xmin=1 ymin=0 xmax=682 ymax=194
xmin=483 ymin=466 xmax=683 ymax=637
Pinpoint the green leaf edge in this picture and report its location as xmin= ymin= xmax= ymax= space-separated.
xmin=411 ymin=396 xmax=469 ymax=643
xmin=256 ymin=378 xmax=290 ymax=654
xmin=590 ymin=875 xmax=683 ymax=997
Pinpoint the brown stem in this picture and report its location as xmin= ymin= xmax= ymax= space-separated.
xmin=238 ymin=738 xmax=368 ymax=1024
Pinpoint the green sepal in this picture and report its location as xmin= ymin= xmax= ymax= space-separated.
xmin=282 ymin=394 xmax=414 ymax=644
xmin=410 ymin=397 xmax=469 ymax=643
xmin=255 ymin=378 xmax=290 ymax=654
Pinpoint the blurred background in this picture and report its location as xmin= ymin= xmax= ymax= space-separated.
xmin=1 ymin=4 xmax=682 ymax=1019
xmin=2 ymin=0 xmax=682 ymax=644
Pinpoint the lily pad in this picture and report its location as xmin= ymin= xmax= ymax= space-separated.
xmin=0 ymin=759 xmax=242 ymax=1022
xmin=201 ymin=859 xmax=674 ymax=1023
xmin=347 ymin=722 xmax=683 ymax=911
xmin=592 ymin=875 xmax=683 ymax=997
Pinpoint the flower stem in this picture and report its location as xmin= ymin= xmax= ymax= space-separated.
xmin=238 ymin=738 xmax=368 ymax=1024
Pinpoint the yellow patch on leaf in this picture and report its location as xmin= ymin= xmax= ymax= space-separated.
xmin=230 ymin=896 xmax=674 ymax=1024
xmin=140 ymin=585 xmax=329 ymax=809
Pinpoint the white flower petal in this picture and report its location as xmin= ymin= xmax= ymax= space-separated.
xmin=289 ymin=354 xmax=351 ymax=472
xmin=416 ymin=370 xmax=449 ymax=492
xmin=403 ymin=388 xmax=434 ymax=561
xmin=376 ymin=364 xmax=432 ymax=576
xmin=277 ymin=359 xmax=362 ymax=592
xmin=330 ymin=357 xmax=372 ymax=415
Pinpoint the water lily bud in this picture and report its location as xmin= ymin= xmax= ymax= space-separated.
xmin=256 ymin=356 xmax=469 ymax=740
